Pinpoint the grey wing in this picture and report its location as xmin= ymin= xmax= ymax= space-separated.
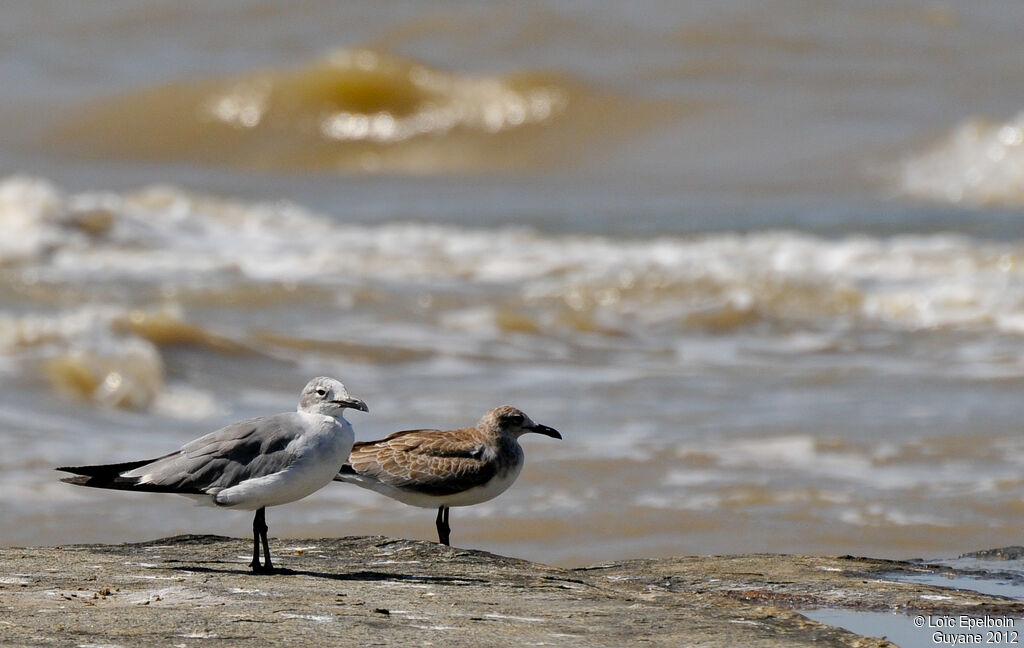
xmin=124 ymin=413 xmax=304 ymax=494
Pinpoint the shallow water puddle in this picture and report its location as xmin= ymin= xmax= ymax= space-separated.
xmin=884 ymin=570 xmax=1024 ymax=601
xmin=800 ymin=609 xmax=922 ymax=647
xmin=801 ymin=609 xmax=1023 ymax=648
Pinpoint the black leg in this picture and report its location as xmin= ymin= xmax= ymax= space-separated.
xmin=250 ymin=508 xmax=262 ymax=572
xmin=435 ymin=505 xmax=451 ymax=546
xmin=250 ymin=507 xmax=274 ymax=574
xmin=260 ymin=513 xmax=274 ymax=574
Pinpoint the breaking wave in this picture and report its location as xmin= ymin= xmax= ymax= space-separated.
xmin=3 ymin=175 xmax=1024 ymax=409
xmin=896 ymin=111 xmax=1024 ymax=206
xmin=51 ymin=48 xmax=653 ymax=174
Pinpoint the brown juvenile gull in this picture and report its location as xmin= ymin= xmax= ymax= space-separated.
xmin=334 ymin=405 xmax=560 ymax=546
xmin=57 ymin=376 xmax=368 ymax=574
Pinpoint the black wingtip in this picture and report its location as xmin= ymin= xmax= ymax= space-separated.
xmin=57 ymin=456 xmax=209 ymax=495
xmin=55 ymin=458 xmax=159 ymax=491
xmin=56 ymin=458 xmax=156 ymax=477
xmin=333 ymin=464 xmax=358 ymax=481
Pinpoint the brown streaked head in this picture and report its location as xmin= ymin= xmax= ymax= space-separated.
xmin=482 ymin=405 xmax=562 ymax=439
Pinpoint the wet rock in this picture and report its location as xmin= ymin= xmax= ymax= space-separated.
xmin=2 ymin=536 xmax=1022 ymax=647
xmin=963 ymin=546 xmax=1024 ymax=561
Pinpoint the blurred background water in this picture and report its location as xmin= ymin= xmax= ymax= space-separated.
xmin=2 ymin=0 xmax=1024 ymax=566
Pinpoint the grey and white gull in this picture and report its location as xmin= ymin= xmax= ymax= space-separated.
xmin=334 ymin=405 xmax=560 ymax=546
xmin=57 ymin=376 xmax=367 ymax=574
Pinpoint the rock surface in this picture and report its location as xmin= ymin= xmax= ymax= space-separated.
xmin=2 ymin=535 xmax=1023 ymax=647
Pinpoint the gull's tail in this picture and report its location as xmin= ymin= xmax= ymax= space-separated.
xmin=57 ymin=458 xmax=160 ymax=491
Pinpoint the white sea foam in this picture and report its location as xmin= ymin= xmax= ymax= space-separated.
xmin=839 ymin=505 xmax=955 ymax=528
xmin=4 ymin=176 xmax=1024 ymax=337
xmin=897 ymin=111 xmax=1024 ymax=206
xmin=4 ymin=175 xmax=1024 ymax=411
xmin=661 ymin=434 xmax=1024 ymax=502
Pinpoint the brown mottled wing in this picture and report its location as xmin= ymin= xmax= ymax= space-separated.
xmin=342 ymin=427 xmax=494 ymax=496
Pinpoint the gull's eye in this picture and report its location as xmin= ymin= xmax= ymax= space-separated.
xmin=503 ymin=414 xmax=524 ymax=426
xmin=315 ymin=388 xmax=328 ymax=397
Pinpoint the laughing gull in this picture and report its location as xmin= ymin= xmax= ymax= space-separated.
xmin=334 ymin=405 xmax=560 ymax=546
xmin=57 ymin=376 xmax=368 ymax=574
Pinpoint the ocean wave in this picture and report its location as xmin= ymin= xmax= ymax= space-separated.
xmin=5 ymin=175 xmax=1024 ymax=337
xmin=0 ymin=305 xmax=164 ymax=410
xmin=4 ymin=176 xmax=1024 ymax=407
xmin=896 ymin=111 xmax=1024 ymax=206
xmin=50 ymin=48 xmax=650 ymax=174
xmin=630 ymin=432 xmax=1024 ymax=519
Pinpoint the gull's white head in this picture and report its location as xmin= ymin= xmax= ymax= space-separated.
xmin=297 ymin=377 xmax=369 ymax=417
xmin=480 ymin=405 xmax=561 ymax=440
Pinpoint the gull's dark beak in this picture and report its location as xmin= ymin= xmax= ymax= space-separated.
xmin=529 ymin=424 xmax=561 ymax=439
xmin=334 ymin=397 xmax=369 ymax=413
